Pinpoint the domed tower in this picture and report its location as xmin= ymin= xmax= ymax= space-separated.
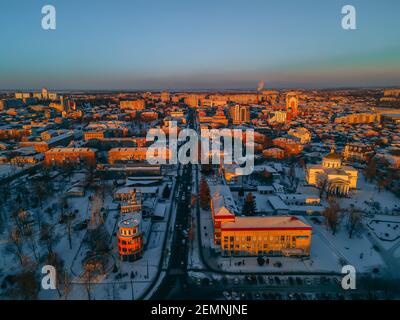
xmin=117 ymin=213 xmax=143 ymax=262
xmin=322 ymin=148 xmax=342 ymax=169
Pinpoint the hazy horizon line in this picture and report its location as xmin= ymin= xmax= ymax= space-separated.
xmin=1 ymin=85 xmax=399 ymax=94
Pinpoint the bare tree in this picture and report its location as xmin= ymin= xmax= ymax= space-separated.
xmin=63 ymin=272 xmax=72 ymax=300
xmin=347 ymin=206 xmax=363 ymax=239
xmin=8 ymin=269 xmax=39 ymax=300
xmin=318 ymin=177 xmax=328 ymax=198
xmin=377 ymin=176 xmax=391 ymax=193
xmin=33 ymin=179 xmax=47 ymax=212
xmin=83 ymin=264 xmax=96 ymax=300
xmin=323 ymin=198 xmax=342 ymax=235
xmin=40 ymin=222 xmax=55 ymax=254
xmin=6 ymin=228 xmax=27 ymax=266
xmin=24 ymin=226 xmax=39 ymax=262
xmin=65 ymin=211 xmax=75 ymax=250
xmin=364 ymin=158 xmax=377 ymax=182
xmin=199 ymin=177 xmax=211 ymax=210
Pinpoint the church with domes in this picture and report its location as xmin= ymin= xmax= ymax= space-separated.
xmin=306 ymin=149 xmax=358 ymax=196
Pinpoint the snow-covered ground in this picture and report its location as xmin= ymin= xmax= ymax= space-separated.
xmin=1 ymin=168 xmax=179 ymax=300
xmin=367 ymin=217 xmax=400 ymax=241
xmin=191 ymin=166 xmax=396 ymax=276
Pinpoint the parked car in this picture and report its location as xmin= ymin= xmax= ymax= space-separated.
xmin=223 ymin=291 xmax=232 ymax=300
xmin=231 ymin=291 xmax=240 ymax=300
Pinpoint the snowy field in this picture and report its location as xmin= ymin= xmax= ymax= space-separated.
xmin=1 ymin=169 xmax=177 ymax=300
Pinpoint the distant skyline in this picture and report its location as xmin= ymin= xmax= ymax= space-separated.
xmin=1 ymin=0 xmax=400 ymax=90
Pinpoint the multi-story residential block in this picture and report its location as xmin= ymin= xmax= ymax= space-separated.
xmin=230 ymin=105 xmax=250 ymax=125
xmin=343 ymin=143 xmax=374 ymax=162
xmin=120 ymin=99 xmax=146 ymax=110
xmin=44 ymin=148 xmax=96 ymax=166
xmin=272 ymin=137 xmax=303 ymax=156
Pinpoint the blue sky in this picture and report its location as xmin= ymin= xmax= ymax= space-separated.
xmin=0 ymin=0 xmax=399 ymax=90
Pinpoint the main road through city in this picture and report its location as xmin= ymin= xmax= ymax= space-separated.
xmin=149 ymin=107 xmax=382 ymax=300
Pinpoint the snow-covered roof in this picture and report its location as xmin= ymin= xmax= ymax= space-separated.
xmin=221 ymin=216 xmax=312 ymax=230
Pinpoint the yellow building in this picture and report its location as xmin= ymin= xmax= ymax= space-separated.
xmin=306 ymin=149 xmax=358 ymax=195
xmin=210 ymin=185 xmax=312 ymax=257
xmin=220 ymin=216 xmax=312 ymax=257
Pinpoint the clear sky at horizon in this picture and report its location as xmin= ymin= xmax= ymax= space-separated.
xmin=0 ymin=0 xmax=399 ymax=90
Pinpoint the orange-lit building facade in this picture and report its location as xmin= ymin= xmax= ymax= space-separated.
xmin=210 ymin=187 xmax=312 ymax=257
xmin=230 ymin=105 xmax=250 ymax=125
xmin=117 ymin=213 xmax=143 ymax=261
xmin=120 ymin=99 xmax=146 ymax=110
xmin=108 ymin=147 xmax=171 ymax=164
xmin=219 ymin=216 xmax=312 ymax=257
xmin=119 ymin=189 xmax=142 ymax=214
xmin=109 ymin=147 xmax=147 ymax=164
xmin=334 ymin=113 xmax=377 ymax=124
xmin=263 ymin=147 xmax=285 ymax=159
xmin=44 ymin=148 xmax=96 ymax=166
xmin=84 ymin=131 xmax=105 ymax=141
xmin=286 ymin=92 xmax=299 ymax=121
xmin=272 ymin=137 xmax=303 ymax=156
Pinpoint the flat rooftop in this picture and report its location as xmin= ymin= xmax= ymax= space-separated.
xmin=221 ymin=216 xmax=312 ymax=231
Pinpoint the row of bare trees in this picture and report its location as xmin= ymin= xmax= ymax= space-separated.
xmin=322 ymin=199 xmax=363 ymax=238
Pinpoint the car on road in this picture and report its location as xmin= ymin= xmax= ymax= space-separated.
xmin=254 ymin=292 xmax=262 ymax=300
xmin=231 ymin=291 xmax=240 ymax=300
xmin=305 ymin=278 xmax=312 ymax=286
xmin=233 ymin=278 xmax=240 ymax=285
xmin=223 ymin=291 xmax=231 ymax=300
